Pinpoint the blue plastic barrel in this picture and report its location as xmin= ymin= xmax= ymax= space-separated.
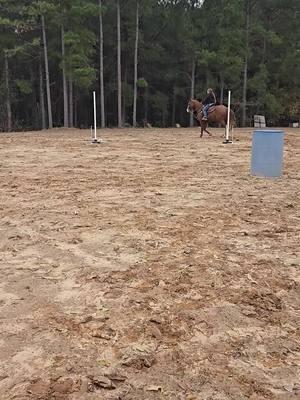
xmin=251 ymin=130 xmax=284 ymax=178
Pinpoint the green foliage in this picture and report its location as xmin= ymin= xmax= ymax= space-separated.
xmin=137 ymin=78 xmax=148 ymax=88
xmin=248 ymin=64 xmax=268 ymax=101
xmin=196 ymin=49 xmax=217 ymax=66
xmin=151 ymin=91 xmax=168 ymax=112
xmin=0 ymin=17 xmax=12 ymax=26
xmin=0 ymin=0 xmax=299 ymax=129
xmin=15 ymin=79 xmax=32 ymax=95
xmin=26 ymin=1 xmax=57 ymax=16
xmin=72 ymin=67 xmax=96 ymax=90
xmin=265 ymin=93 xmax=281 ymax=118
xmin=71 ymin=2 xmax=99 ymax=18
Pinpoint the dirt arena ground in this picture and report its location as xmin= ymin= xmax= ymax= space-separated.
xmin=0 ymin=127 xmax=299 ymax=400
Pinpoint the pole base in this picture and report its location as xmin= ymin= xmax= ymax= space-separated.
xmin=92 ymin=138 xmax=101 ymax=144
xmin=223 ymin=139 xmax=233 ymax=144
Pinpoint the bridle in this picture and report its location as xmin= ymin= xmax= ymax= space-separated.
xmin=187 ymin=101 xmax=202 ymax=119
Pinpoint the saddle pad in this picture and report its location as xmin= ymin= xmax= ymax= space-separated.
xmin=208 ymin=106 xmax=216 ymax=114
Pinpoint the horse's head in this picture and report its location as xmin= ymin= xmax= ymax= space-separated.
xmin=186 ymin=99 xmax=202 ymax=114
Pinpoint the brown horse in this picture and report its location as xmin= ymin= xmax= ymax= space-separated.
xmin=187 ymin=99 xmax=236 ymax=138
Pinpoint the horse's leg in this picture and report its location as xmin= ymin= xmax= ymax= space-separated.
xmin=203 ymin=121 xmax=212 ymax=136
xmin=200 ymin=123 xmax=204 ymax=138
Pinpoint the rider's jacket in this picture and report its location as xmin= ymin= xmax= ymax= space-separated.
xmin=203 ymin=92 xmax=216 ymax=105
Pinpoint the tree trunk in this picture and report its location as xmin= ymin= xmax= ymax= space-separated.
xmin=41 ymin=15 xmax=53 ymax=129
xmin=117 ymin=0 xmax=122 ymax=127
xmin=74 ymin=90 xmax=78 ymax=128
xmin=242 ymin=0 xmax=250 ymax=127
xmin=242 ymin=59 xmax=248 ymax=127
xmin=133 ymin=0 xmax=139 ymax=127
xmin=39 ymin=55 xmax=46 ymax=130
xmin=262 ymin=36 xmax=266 ymax=64
xmin=144 ymin=88 xmax=148 ymax=123
xmin=29 ymin=65 xmax=39 ymax=129
xmin=61 ymin=25 xmax=69 ymax=127
xmin=69 ymin=75 xmax=73 ymax=127
xmin=122 ymin=60 xmax=128 ymax=126
xmin=4 ymin=51 xmax=12 ymax=132
xmin=172 ymin=87 xmax=176 ymax=127
xmin=220 ymin=75 xmax=224 ymax=104
xmin=190 ymin=58 xmax=195 ymax=127
xmin=99 ymin=0 xmax=105 ymax=128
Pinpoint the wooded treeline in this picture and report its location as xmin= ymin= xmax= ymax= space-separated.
xmin=0 ymin=0 xmax=299 ymax=131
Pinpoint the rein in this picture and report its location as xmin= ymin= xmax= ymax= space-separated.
xmin=192 ymin=104 xmax=203 ymax=120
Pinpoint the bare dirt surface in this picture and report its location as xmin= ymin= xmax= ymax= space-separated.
xmin=0 ymin=127 xmax=299 ymax=400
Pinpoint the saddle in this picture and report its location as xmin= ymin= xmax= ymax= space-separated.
xmin=207 ymin=105 xmax=216 ymax=114
xmin=194 ymin=105 xmax=216 ymax=120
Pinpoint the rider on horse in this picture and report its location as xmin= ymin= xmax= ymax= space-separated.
xmin=202 ymin=88 xmax=216 ymax=121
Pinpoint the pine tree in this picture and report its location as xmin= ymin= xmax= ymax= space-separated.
xmin=117 ymin=0 xmax=122 ymax=127
xmin=0 ymin=0 xmax=299 ymax=130
xmin=99 ymin=0 xmax=106 ymax=128
xmin=132 ymin=0 xmax=139 ymax=127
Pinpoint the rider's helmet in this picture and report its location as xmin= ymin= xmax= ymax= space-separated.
xmin=207 ymin=88 xmax=213 ymax=94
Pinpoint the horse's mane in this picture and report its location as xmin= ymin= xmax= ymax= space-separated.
xmin=192 ymin=99 xmax=202 ymax=106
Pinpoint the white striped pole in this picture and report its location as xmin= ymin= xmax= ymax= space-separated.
xmin=92 ymin=90 xmax=100 ymax=144
xmin=224 ymin=90 xmax=232 ymax=144
xmin=93 ymin=91 xmax=97 ymax=141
